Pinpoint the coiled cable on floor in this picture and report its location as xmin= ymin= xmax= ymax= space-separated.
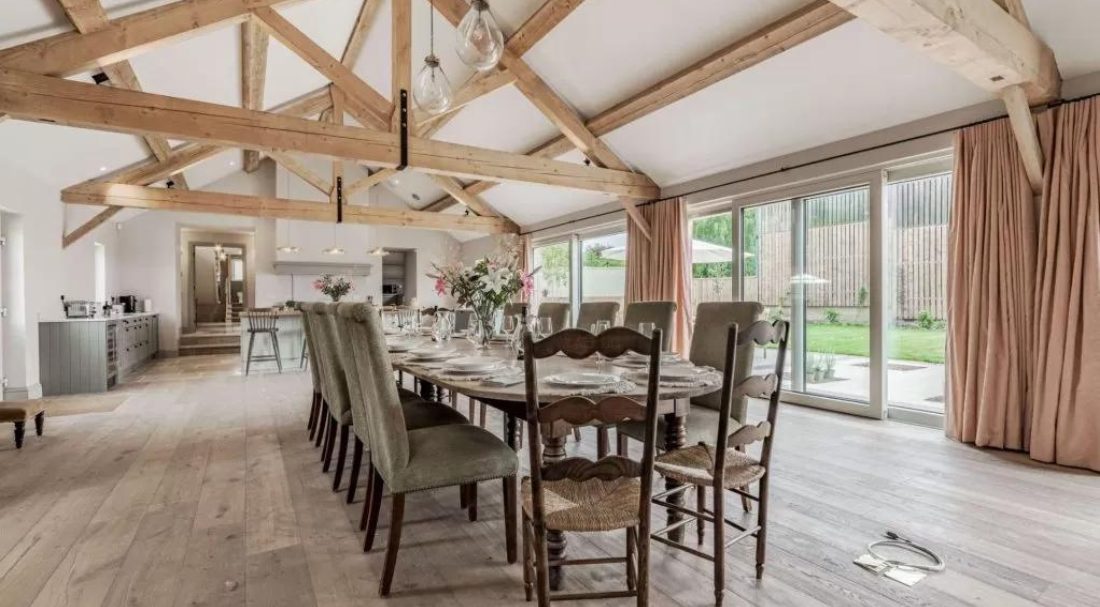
xmin=866 ymin=531 xmax=945 ymax=572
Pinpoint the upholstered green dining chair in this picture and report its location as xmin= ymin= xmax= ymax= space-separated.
xmin=336 ymin=302 xmax=519 ymax=597
xmin=536 ymin=302 xmax=571 ymax=332
xmin=615 ymin=302 xmax=764 ymax=453
xmin=312 ymin=303 xmax=468 ymax=504
xmin=576 ymin=301 xmax=620 ymax=330
xmin=295 ymin=302 xmax=324 ymax=443
xmin=622 ymin=301 xmax=677 ymax=351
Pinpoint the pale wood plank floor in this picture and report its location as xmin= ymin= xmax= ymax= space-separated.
xmin=1 ymin=354 xmax=1097 ymax=606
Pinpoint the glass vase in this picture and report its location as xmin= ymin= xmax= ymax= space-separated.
xmin=470 ymin=305 xmax=498 ymax=350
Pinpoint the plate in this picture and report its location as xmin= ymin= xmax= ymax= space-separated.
xmin=544 ymin=372 xmax=620 ymax=388
xmin=633 ymin=367 xmax=701 ymax=381
xmin=407 ymin=348 xmax=455 ymax=361
xmin=387 ymin=341 xmax=415 ymax=353
xmin=445 ymin=357 xmax=504 ymax=373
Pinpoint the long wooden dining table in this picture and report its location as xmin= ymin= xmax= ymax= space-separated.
xmin=389 ymin=336 xmax=721 ymax=590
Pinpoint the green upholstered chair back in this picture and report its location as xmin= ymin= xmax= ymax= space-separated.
xmin=503 ymin=302 xmax=528 ymax=320
xmin=312 ymin=303 xmax=355 ymax=427
xmin=294 ymin=302 xmax=322 ymax=391
xmin=624 ymin=301 xmax=677 ymax=351
xmin=576 ymin=301 xmax=620 ymax=330
xmin=536 ymin=302 xmax=571 ymax=332
xmin=690 ymin=302 xmax=764 ymax=420
xmin=336 ymin=302 xmax=409 ymax=482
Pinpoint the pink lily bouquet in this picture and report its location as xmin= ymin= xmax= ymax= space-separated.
xmin=429 ymin=253 xmax=536 ymax=347
xmin=314 ymin=274 xmax=353 ymax=302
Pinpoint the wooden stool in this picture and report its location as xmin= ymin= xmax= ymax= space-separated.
xmin=0 ymin=401 xmax=45 ymax=449
xmin=245 ymin=308 xmax=282 ymax=376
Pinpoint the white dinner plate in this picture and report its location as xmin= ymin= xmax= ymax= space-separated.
xmin=445 ymin=357 xmax=504 ymax=373
xmin=544 ymin=372 xmax=620 ymax=388
xmin=634 ymin=367 xmax=701 ymax=381
xmin=407 ymin=348 xmax=456 ymax=361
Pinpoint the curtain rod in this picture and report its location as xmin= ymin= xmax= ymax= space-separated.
xmin=522 ymin=89 xmax=1098 ymax=237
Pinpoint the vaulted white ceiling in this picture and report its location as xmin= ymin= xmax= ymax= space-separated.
xmin=2 ymin=0 xmax=1100 ymax=235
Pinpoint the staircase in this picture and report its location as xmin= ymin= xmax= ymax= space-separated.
xmin=230 ymin=302 xmax=244 ymax=323
xmin=179 ymin=322 xmax=241 ymax=356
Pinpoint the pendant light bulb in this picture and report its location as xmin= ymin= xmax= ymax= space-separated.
xmin=455 ymin=0 xmax=504 ymax=71
xmin=413 ymin=55 xmax=453 ymax=115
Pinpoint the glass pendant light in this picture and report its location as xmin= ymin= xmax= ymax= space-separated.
xmin=276 ymin=219 xmax=299 ymax=253
xmin=413 ymin=2 xmax=453 ymax=115
xmin=455 ymin=0 xmax=504 ymax=71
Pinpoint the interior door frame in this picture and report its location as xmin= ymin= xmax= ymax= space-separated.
xmin=728 ymin=170 xmax=887 ymax=419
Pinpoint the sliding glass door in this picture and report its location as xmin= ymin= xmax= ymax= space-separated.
xmin=738 ymin=174 xmax=885 ymax=418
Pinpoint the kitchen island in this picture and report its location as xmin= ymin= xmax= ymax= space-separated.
xmin=239 ymin=309 xmax=305 ymax=373
xmin=39 ymin=313 xmax=159 ymax=395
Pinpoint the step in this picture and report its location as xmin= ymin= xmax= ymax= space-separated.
xmin=180 ymin=333 xmax=240 ymax=347
xmin=179 ymin=343 xmax=240 ymax=357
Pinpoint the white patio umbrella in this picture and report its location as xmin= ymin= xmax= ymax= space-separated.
xmin=789 ymin=273 xmax=830 ymax=285
xmin=600 ymin=240 xmax=751 ymax=263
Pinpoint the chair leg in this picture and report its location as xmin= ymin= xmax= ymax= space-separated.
xmin=359 ymin=455 xmax=376 ymax=531
xmin=307 ymin=392 xmax=319 ymax=435
xmin=467 ymin=482 xmax=478 ymax=522
xmin=347 ymin=437 xmax=363 ymax=504
xmin=522 ymin=514 xmax=534 ymax=601
xmin=503 ymin=476 xmax=517 ymax=564
xmin=755 ymin=476 xmax=769 ymax=580
xmin=300 ymin=342 xmax=307 ymax=369
xmin=33 ymin=412 xmax=44 ymax=437
xmin=332 ymin=424 xmax=350 ymax=491
xmin=468 ymin=399 xmax=476 ymax=422
xmin=637 ymin=521 xmax=650 ymax=607
xmin=13 ymin=420 xmax=25 ymax=449
xmin=696 ymin=485 xmax=706 ymax=544
xmin=379 ymin=493 xmax=406 ymax=597
xmin=363 ymin=468 xmax=384 ymax=550
xmin=271 ymin=333 xmax=283 ymax=373
xmin=572 ymin=427 xmax=581 ymax=442
xmin=713 ymin=484 xmax=726 ymax=606
xmin=322 ymin=417 xmax=337 ymax=472
xmin=449 ymin=390 xmax=458 ymax=408
xmin=533 ymin=517 xmax=551 ymax=606
xmin=597 ymin=426 xmax=609 ymax=459
xmin=460 ymin=483 xmax=469 ymax=509
xmin=617 ymin=431 xmax=629 ymax=457
xmin=315 ymin=401 xmax=329 ymax=448
xmin=737 ymin=444 xmax=753 ymax=513
xmin=245 ymin=332 xmax=256 ymax=376
xmin=625 ymin=526 xmax=637 ymax=591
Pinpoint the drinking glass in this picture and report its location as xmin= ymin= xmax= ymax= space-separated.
xmin=637 ymin=321 xmax=656 ymax=337
xmin=433 ymin=311 xmax=452 ymax=343
xmin=537 ymin=316 xmax=553 ymax=339
xmin=594 ymin=320 xmax=611 ymax=334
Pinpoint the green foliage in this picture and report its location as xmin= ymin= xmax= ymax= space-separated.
xmin=691 ymin=214 xmax=735 ymax=278
xmin=807 ymin=323 xmax=946 ymax=364
xmin=916 ymin=309 xmax=940 ymax=330
xmin=536 ymin=243 xmax=570 ymax=290
xmin=583 ymin=243 xmax=624 ymax=268
xmin=857 ymin=286 xmax=869 ymax=307
xmin=824 ymin=308 xmax=841 ymax=325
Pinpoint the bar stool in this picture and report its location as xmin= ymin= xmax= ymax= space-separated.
xmin=245 ymin=308 xmax=282 ymax=375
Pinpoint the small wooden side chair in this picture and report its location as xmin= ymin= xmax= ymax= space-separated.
xmin=244 ymin=308 xmax=282 ymax=375
xmin=520 ymin=326 xmax=662 ymax=606
xmin=0 ymin=401 xmax=45 ymax=449
xmin=649 ymin=320 xmax=789 ymax=606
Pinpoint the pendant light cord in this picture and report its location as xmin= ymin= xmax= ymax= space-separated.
xmin=430 ymin=1 xmax=436 ymax=58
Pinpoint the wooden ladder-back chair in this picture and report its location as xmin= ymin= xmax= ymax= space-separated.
xmin=521 ymin=326 xmax=663 ymax=606
xmin=649 ymin=320 xmax=789 ymax=606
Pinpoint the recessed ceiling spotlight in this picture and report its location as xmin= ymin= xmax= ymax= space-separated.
xmin=388 ymin=178 xmax=401 ymax=187
xmin=99 ymin=166 xmax=108 ymax=172
xmin=229 ymin=160 xmax=237 ymax=167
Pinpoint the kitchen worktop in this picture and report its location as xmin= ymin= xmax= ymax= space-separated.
xmin=42 ymin=312 xmax=160 ymax=323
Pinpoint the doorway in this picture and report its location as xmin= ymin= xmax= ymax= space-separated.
xmin=192 ymin=244 xmax=246 ymax=325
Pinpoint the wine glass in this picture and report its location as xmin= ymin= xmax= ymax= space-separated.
xmin=594 ymin=320 xmax=611 ymax=334
xmin=537 ymin=316 xmax=553 ymax=339
xmin=637 ymin=321 xmax=656 ymax=338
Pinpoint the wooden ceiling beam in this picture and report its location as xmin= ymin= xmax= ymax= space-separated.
xmin=56 ymin=0 xmax=191 ymax=190
xmin=62 ymin=183 xmax=518 ymax=234
xmin=424 ymin=0 xmax=852 ymax=212
xmin=345 ymin=168 xmax=399 ymax=197
xmin=430 ymin=175 xmax=500 ymax=218
xmin=995 ymin=1 xmax=1044 ymax=194
xmin=1 ymin=69 xmax=656 ymax=198
xmin=341 ymin=0 xmax=381 ymax=69
xmin=241 ymin=15 xmax=270 ymax=172
xmin=252 ymin=6 xmax=392 ymax=130
xmin=414 ymin=69 xmax=516 ymax=137
xmin=827 ymin=0 xmax=1059 ymax=102
xmin=505 ymin=0 xmax=585 ymax=57
xmin=0 ymin=0 xmax=300 ymax=78
xmin=63 ymin=206 xmax=122 ymax=249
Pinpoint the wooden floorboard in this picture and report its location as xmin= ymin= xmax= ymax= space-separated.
xmin=0 ymin=354 xmax=1096 ymax=606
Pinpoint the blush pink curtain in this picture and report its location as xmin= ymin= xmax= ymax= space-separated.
xmin=1029 ymin=97 xmax=1100 ymax=471
xmin=625 ymin=198 xmax=694 ymax=353
xmin=946 ymin=118 xmax=1037 ymax=450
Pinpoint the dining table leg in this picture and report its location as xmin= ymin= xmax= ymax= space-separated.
xmin=504 ymin=413 xmax=521 ymax=451
xmin=542 ymin=428 xmax=568 ymax=590
xmin=418 ymin=379 xmax=437 ymax=402
xmin=663 ymin=408 xmax=687 ymax=543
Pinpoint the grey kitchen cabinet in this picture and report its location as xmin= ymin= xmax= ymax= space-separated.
xmin=39 ymin=313 xmax=159 ymax=395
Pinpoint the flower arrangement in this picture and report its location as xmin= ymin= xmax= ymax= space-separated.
xmin=313 ymin=274 xmax=353 ymax=302
xmin=429 ymin=251 xmax=535 ymax=347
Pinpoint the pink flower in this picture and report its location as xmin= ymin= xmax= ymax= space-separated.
xmin=435 ymin=277 xmax=447 ymax=296
xmin=521 ymin=274 xmax=535 ymax=296
xmin=313 ymin=279 xmax=324 ymax=290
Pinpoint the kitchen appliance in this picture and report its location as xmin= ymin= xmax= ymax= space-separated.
xmin=64 ymin=300 xmax=97 ymax=318
xmin=117 ymin=295 xmax=139 ymax=314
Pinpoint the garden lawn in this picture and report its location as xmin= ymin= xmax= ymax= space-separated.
xmin=806 ymin=323 xmax=945 ymax=365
